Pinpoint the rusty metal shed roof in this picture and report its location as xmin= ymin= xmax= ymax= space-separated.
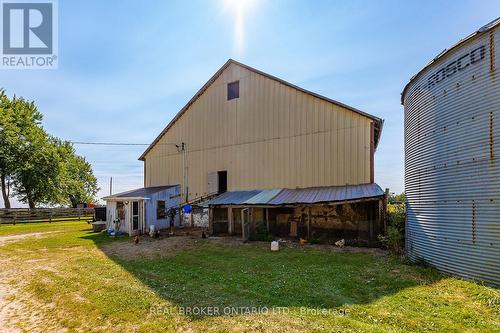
xmin=268 ymin=183 xmax=384 ymax=205
xmin=244 ymin=189 xmax=283 ymax=204
xmin=207 ymin=190 xmax=262 ymax=206
xmin=206 ymin=183 xmax=384 ymax=206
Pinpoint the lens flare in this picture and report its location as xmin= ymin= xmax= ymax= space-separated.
xmin=224 ymin=0 xmax=257 ymax=55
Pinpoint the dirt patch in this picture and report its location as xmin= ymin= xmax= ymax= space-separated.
xmin=101 ymin=236 xmax=199 ymax=260
xmin=0 ymin=232 xmax=58 ymax=246
xmin=280 ymin=240 xmax=389 ymax=255
xmin=0 ymin=275 xmax=22 ymax=332
xmin=0 ymin=252 xmax=64 ymax=332
xmin=100 ymin=229 xmax=214 ymax=260
xmin=99 ymin=228 xmax=388 ymax=260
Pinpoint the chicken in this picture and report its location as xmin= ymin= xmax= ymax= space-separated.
xmin=335 ymin=239 xmax=345 ymax=248
xmin=299 ymin=238 xmax=308 ymax=245
xmin=134 ymin=235 xmax=139 ymax=245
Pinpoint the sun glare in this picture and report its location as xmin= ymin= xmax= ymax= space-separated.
xmin=223 ymin=0 xmax=257 ymax=55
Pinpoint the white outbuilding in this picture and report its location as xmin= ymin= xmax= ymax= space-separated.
xmin=103 ymin=185 xmax=181 ymax=235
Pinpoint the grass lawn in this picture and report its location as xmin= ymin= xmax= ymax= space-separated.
xmin=0 ymin=222 xmax=498 ymax=332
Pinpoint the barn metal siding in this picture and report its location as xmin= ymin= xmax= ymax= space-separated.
xmin=143 ymin=62 xmax=379 ymax=201
xmin=402 ymin=20 xmax=500 ymax=286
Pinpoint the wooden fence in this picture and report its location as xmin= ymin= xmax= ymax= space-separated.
xmin=0 ymin=208 xmax=95 ymax=224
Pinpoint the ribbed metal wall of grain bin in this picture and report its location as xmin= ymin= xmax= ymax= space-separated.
xmin=402 ymin=18 xmax=500 ymax=286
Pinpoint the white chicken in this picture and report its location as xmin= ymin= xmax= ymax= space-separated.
xmin=335 ymin=239 xmax=345 ymax=248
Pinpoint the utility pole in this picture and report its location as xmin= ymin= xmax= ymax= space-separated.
xmin=177 ymin=142 xmax=189 ymax=204
xmin=109 ymin=177 xmax=113 ymax=196
xmin=182 ymin=142 xmax=188 ymax=203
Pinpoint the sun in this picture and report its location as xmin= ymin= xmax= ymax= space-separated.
xmin=223 ymin=0 xmax=257 ymax=55
xmin=224 ymin=0 xmax=256 ymax=13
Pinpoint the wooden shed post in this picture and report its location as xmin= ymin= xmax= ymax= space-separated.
xmin=228 ymin=207 xmax=233 ymax=235
xmin=241 ymin=209 xmax=245 ymax=239
xmin=370 ymin=205 xmax=375 ymax=240
xmin=208 ymin=207 xmax=214 ymax=235
xmin=265 ymin=208 xmax=269 ymax=232
xmin=307 ymin=206 xmax=311 ymax=240
xmin=241 ymin=208 xmax=250 ymax=241
xmin=178 ymin=203 xmax=182 ymax=227
xmin=384 ymin=188 xmax=389 ymax=232
xmin=250 ymin=207 xmax=254 ymax=234
xmin=378 ymin=198 xmax=384 ymax=236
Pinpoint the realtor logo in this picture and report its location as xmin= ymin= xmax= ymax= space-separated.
xmin=1 ymin=0 xmax=58 ymax=69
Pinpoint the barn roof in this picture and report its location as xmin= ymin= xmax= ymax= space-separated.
xmin=102 ymin=185 xmax=178 ymax=200
xmin=205 ymin=183 xmax=384 ymax=206
xmin=139 ymin=59 xmax=384 ymax=161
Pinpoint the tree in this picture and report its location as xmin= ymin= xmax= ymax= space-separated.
xmin=13 ymin=133 xmax=100 ymax=208
xmin=12 ymin=131 xmax=61 ymax=208
xmin=56 ymin=140 xmax=99 ymax=207
xmin=0 ymin=89 xmax=13 ymax=208
xmin=0 ymin=92 xmax=44 ymax=208
xmin=0 ymin=90 xmax=99 ymax=208
xmin=388 ymin=192 xmax=406 ymax=204
xmin=379 ymin=192 xmax=406 ymax=254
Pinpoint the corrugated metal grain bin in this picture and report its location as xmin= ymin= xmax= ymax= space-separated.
xmin=401 ymin=18 xmax=500 ymax=286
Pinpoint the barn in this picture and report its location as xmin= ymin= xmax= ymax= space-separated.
xmin=139 ymin=59 xmax=386 ymax=243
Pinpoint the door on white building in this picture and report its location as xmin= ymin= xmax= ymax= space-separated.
xmin=131 ymin=201 xmax=142 ymax=235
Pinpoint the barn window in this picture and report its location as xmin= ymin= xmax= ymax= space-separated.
xmin=157 ymin=201 xmax=166 ymax=220
xmin=227 ymin=81 xmax=239 ymax=100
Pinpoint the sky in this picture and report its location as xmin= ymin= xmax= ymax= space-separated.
xmin=1 ymin=0 xmax=499 ymax=207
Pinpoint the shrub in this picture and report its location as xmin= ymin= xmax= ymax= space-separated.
xmin=249 ymin=226 xmax=274 ymax=242
xmin=379 ymin=203 xmax=405 ymax=254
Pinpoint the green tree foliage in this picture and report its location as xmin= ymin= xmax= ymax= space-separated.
xmin=0 ymin=89 xmax=13 ymax=208
xmin=56 ymin=140 xmax=99 ymax=207
xmin=379 ymin=192 xmax=406 ymax=254
xmin=13 ymin=134 xmax=62 ymax=208
xmin=388 ymin=192 xmax=406 ymax=204
xmin=0 ymin=90 xmax=99 ymax=208
xmin=0 ymin=91 xmax=44 ymax=208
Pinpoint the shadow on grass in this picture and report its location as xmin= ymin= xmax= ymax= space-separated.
xmin=80 ymin=231 xmax=443 ymax=318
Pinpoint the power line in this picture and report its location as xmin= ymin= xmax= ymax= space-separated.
xmin=70 ymin=141 xmax=179 ymax=147
xmin=71 ymin=141 xmax=149 ymax=146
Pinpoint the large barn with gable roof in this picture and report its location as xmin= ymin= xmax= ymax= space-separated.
xmin=112 ymin=59 xmax=387 ymax=243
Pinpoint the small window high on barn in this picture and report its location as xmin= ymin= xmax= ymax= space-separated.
xmin=157 ymin=201 xmax=166 ymax=220
xmin=227 ymin=81 xmax=239 ymax=100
